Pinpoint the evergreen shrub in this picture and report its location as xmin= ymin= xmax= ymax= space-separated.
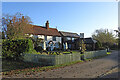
xmin=2 ymin=39 xmax=34 ymax=59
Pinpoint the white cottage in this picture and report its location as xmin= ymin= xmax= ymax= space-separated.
xmin=28 ymin=21 xmax=61 ymax=51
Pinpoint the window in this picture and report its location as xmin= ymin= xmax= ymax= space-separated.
xmin=44 ymin=36 xmax=47 ymax=41
xmin=34 ymin=35 xmax=38 ymax=38
xmin=53 ymin=36 xmax=56 ymax=41
xmin=67 ymin=37 xmax=71 ymax=40
xmin=72 ymin=38 xmax=74 ymax=42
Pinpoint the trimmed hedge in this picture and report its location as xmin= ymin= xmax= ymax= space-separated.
xmin=2 ymin=39 xmax=34 ymax=59
xmin=53 ymin=47 xmax=60 ymax=51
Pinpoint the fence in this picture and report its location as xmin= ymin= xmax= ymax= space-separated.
xmin=23 ymin=53 xmax=81 ymax=66
xmin=23 ymin=50 xmax=107 ymax=66
xmin=84 ymin=50 xmax=107 ymax=59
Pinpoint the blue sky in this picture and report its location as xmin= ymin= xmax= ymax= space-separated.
xmin=2 ymin=2 xmax=118 ymax=37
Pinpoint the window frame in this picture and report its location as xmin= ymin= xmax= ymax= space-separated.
xmin=53 ymin=36 xmax=56 ymax=41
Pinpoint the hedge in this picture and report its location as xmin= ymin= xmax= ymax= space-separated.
xmin=34 ymin=46 xmax=43 ymax=52
xmin=2 ymin=39 xmax=34 ymax=59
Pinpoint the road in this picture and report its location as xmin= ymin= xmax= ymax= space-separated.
xmin=3 ymin=51 xmax=119 ymax=78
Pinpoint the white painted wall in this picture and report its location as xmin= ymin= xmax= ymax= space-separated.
xmin=47 ymin=36 xmax=53 ymax=41
xmin=31 ymin=34 xmax=62 ymax=50
xmin=56 ymin=37 xmax=61 ymax=43
xmin=29 ymin=34 xmax=33 ymax=37
xmin=45 ymin=36 xmax=61 ymax=49
xmin=38 ymin=35 xmax=44 ymax=39
xmin=32 ymin=35 xmax=61 ymax=43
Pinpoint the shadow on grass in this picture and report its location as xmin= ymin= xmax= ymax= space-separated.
xmin=2 ymin=58 xmax=48 ymax=72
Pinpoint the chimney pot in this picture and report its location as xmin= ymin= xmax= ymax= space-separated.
xmin=22 ymin=16 xmax=24 ymax=19
xmin=46 ymin=20 xmax=49 ymax=29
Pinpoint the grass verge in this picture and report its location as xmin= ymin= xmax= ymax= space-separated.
xmin=2 ymin=60 xmax=83 ymax=76
xmin=107 ymin=52 xmax=111 ymax=54
xmin=2 ymin=52 xmax=110 ymax=76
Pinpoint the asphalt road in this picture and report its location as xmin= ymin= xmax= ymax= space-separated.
xmin=3 ymin=51 xmax=119 ymax=78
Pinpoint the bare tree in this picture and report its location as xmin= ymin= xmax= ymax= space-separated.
xmin=2 ymin=12 xmax=33 ymax=39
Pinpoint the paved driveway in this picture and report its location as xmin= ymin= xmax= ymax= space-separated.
xmin=3 ymin=51 xmax=119 ymax=78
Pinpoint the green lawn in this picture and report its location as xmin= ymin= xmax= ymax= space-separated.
xmin=71 ymin=51 xmax=80 ymax=53
xmin=107 ymin=52 xmax=111 ymax=54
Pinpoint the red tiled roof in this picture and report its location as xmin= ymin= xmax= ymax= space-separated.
xmin=29 ymin=25 xmax=61 ymax=36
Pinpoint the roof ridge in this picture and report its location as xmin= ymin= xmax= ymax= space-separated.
xmin=60 ymin=31 xmax=78 ymax=34
xmin=30 ymin=25 xmax=61 ymax=36
xmin=33 ymin=25 xmax=57 ymax=29
xmin=49 ymin=28 xmax=57 ymax=30
xmin=32 ymin=25 xmax=44 ymax=27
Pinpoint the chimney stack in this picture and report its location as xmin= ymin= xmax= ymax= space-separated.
xmin=80 ymin=33 xmax=84 ymax=38
xmin=46 ymin=20 xmax=49 ymax=29
xmin=22 ymin=16 xmax=24 ymax=19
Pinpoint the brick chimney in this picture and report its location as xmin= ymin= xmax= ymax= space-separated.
xmin=46 ymin=20 xmax=49 ymax=29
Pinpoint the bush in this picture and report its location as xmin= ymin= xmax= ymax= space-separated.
xmin=46 ymin=47 xmax=51 ymax=51
xmin=34 ymin=46 xmax=43 ymax=52
xmin=53 ymin=47 xmax=60 ymax=51
xmin=109 ymin=44 xmax=118 ymax=50
xmin=65 ymin=49 xmax=71 ymax=52
xmin=98 ymin=47 xmax=105 ymax=50
xmin=48 ymin=51 xmax=62 ymax=55
xmin=95 ymin=41 xmax=102 ymax=50
xmin=2 ymin=39 xmax=34 ymax=60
